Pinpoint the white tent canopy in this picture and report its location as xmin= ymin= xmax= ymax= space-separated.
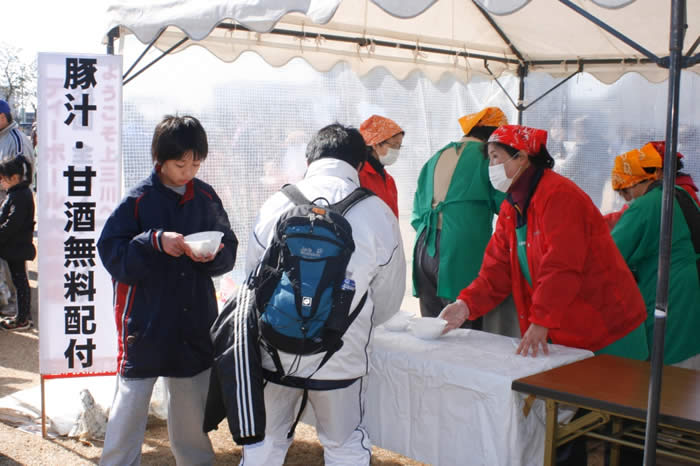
xmin=103 ymin=1 xmax=697 ymax=462
xmin=106 ymin=0 xmax=699 ymax=85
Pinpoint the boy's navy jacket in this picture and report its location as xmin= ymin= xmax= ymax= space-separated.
xmin=98 ymin=169 xmax=237 ymax=378
xmin=0 ymin=183 xmax=36 ymax=262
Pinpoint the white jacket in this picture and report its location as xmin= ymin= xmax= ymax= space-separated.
xmin=246 ymin=157 xmax=406 ymax=381
xmin=0 ymin=121 xmax=35 ymax=182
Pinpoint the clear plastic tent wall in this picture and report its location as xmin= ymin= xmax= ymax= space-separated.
xmin=120 ymin=47 xmax=700 ymax=308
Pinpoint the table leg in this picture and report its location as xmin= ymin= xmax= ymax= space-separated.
xmin=610 ymin=417 xmax=622 ymax=466
xmin=544 ymin=399 xmax=559 ymax=466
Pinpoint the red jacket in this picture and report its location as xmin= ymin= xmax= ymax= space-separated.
xmin=359 ymin=160 xmax=398 ymax=217
xmin=677 ymin=174 xmax=700 ymax=204
xmin=458 ymin=170 xmax=646 ymax=352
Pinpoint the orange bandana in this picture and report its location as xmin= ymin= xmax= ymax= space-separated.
xmin=359 ymin=115 xmax=404 ymax=146
xmin=458 ymin=107 xmax=508 ymax=135
xmin=611 ymin=145 xmax=662 ymax=191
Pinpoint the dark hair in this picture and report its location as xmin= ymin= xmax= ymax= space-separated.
xmin=151 ymin=115 xmax=208 ymax=164
xmin=306 ymin=123 xmax=368 ymax=169
xmin=0 ymin=155 xmax=32 ymax=185
xmin=531 ymin=146 xmax=555 ymax=169
xmin=482 ymin=141 xmax=555 ymax=169
xmin=467 ymin=125 xmax=498 ymax=141
xmin=2 ymin=112 xmax=13 ymax=125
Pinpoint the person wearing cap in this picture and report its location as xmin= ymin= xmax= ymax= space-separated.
xmin=610 ymin=146 xmax=700 ymax=366
xmin=0 ymin=99 xmax=35 ymax=321
xmin=358 ymin=115 xmax=404 ymax=217
xmin=0 ymin=99 xmax=35 ymax=189
xmin=411 ymin=107 xmax=507 ymax=330
xmin=440 ymin=125 xmax=647 ymax=362
xmin=604 ymin=141 xmax=699 ymax=229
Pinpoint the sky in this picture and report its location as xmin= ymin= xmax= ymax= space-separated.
xmin=1 ymin=0 xmax=318 ymax=114
xmin=3 ymin=1 xmax=109 ymax=61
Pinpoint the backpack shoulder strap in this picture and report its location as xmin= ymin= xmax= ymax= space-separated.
xmin=330 ymin=187 xmax=375 ymax=216
xmin=674 ymin=186 xmax=700 ymax=254
xmin=281 ymin=184 xmax=310 ymax=206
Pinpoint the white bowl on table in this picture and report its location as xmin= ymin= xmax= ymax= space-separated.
xmin=383 ymin=310 xmax=415 ymax=332
xmin=184 ymin=231 xmax=224 ymax=256
xmin=409 ymin=317 xmax=447 ymax=340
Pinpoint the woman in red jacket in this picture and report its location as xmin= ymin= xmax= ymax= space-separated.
xmin=440 ymin=125 xmax=647 ymax=358
xmin=358 ymin=115 xmax=404 ymax=217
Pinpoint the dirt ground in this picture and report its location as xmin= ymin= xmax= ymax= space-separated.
xmin=1 ymin=239 xmax=686 ymax=466
xmin=0 ymin=242 xmax=425 ymax=466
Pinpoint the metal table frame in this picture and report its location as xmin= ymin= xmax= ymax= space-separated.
xmin=512 ymin=355 xmax=700 ymax=466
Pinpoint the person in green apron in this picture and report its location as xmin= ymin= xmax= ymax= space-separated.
xmin=610 ymin=145 xmax=700 ymax=366
xmin=411 ymin=107 xmax=507 ymax=329
xmin=440 ymin=125 xmax=647 ymax=361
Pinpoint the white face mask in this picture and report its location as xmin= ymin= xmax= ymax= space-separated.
xmin=488 ymin=161 xmax=518 ymax=192
xmin=380 ymin=147 xmax=400 ymax=166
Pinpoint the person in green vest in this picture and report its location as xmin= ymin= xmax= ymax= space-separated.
xmin=411 ymin=107 xmax=507 ymax=329
xmin=610 ymin=145 xmax=700 ymax=366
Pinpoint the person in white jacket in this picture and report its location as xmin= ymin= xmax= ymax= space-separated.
xmin=0 ymin=99 xmax=35 ymax=319
xmin=243 ymin=123 xmax=406 ymax=466
xmin=0 ymin=100 xmax=35 ymax=186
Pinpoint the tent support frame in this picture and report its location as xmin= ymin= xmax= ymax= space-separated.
xmin=483 ymin=61 xmax=582 ymax=124
xmin=123 ymin=29 xmax=166 ymax=81
xmin=106 ymin=26 xmax=189 ymax=85
xmin=105 ymin=3 xmax=695 ymax=462
xmin=558 ymin=0 xmax=663 ymax=65
xmin=644 ymin=0 xmax=686 ymax=464
xmin=109 ymin=19 xmax=663 ymax=86
xmin=472 ymin=0 xmax=526 ymax=64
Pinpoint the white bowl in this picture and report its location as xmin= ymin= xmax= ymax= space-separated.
xmin=409 ymin=317 xmax=447 ymax=340
xmin=184 ymin=231 xmax=224 ymax=256
xmin=383 ymin=311 xmax=415 ymax=332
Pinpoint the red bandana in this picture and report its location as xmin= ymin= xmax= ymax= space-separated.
xmin=646 ymin=141 xmax=684 ymax=162
xmin=488 ymin=125 xmax=548 ymax=155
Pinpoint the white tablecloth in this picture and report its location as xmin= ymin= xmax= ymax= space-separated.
xmin=364 ymin=327 xmax=593 ymax=466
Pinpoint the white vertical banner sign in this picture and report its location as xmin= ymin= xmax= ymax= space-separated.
xmin=37 ymin=53 xmax=122 ymax=376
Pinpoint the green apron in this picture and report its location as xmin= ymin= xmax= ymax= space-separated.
xmin=611 ymin=185 xmax=700 ymax=364
xmin=516 ymin=225 xmax=533 ymax=287
xmin=518 ymin=223 xmax=648 ymax=359
xmin=411 ymin=141 xmax=504 ymax=300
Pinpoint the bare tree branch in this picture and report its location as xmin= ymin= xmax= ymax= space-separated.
xmin=0 ymin=42 xmax=37 ymax=114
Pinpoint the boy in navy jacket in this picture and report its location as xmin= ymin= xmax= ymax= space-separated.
xmin=0 ymin=155 xmax=35 ymax=331
xmin=98 ymin=115 xmax=237 ymax=465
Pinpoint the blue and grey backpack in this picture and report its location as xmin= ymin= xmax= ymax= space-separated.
xmin=251 ymin=184 xmax=373 ymax=384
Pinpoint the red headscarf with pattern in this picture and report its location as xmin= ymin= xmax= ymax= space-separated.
xmin=488 ymin=124 xmax=548 ymax=155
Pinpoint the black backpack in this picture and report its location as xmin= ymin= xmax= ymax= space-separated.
xmin=250 ymin=184 xmax=374 ymax=383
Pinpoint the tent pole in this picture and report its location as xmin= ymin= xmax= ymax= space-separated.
xmin=643 ymin=0 xmax=686 ymax=464
xmin=520 ymin=65 xmax=582 ymax=112
xmin=123 ymin=37 xmax=189 ymax=85
xmin=106 ymin=27 xmax=119 ymax=56
xmin=123 ymin=29 xmax=166 ymax=81
xmin=517 ymin=65 xmax=526 ymax=124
